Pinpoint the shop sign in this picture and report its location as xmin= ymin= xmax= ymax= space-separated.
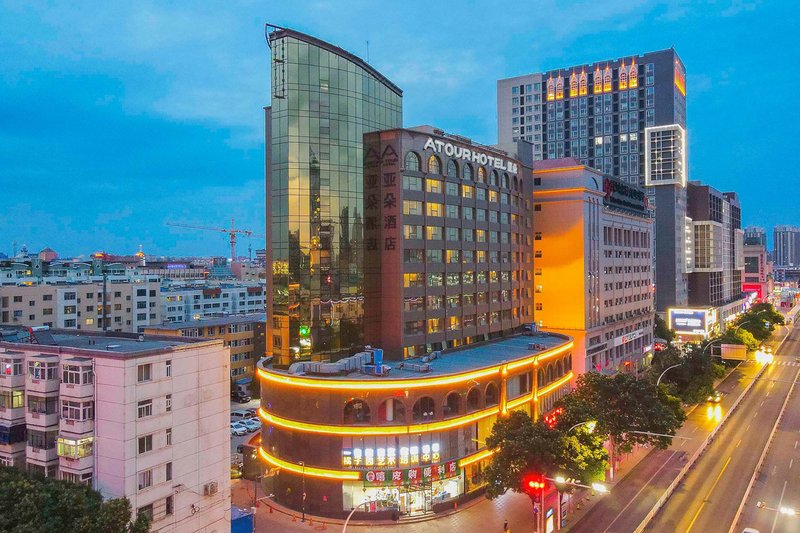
xmin=423 ymin=138 xmax=519 ymax=174
xmin=602 ymin=176 xmax=648 ymax=214
xmin=363 ymin=461 xmax=458 ymax=487
xmin=343 ymin=444 xmax=440 ymax=468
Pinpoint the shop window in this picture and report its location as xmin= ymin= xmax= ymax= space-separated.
xmin=377 ymin=399 xmax=405 ymax=424
xmin=344 ymin=399 xmax=371 ymax=424
xmin=466 ymin=387 xmax=481 ymax=412
xmin=485 ymin=383 xmax=499 ymax=406
xmin=443 ymin=392 xmax=461 ymax=419
xmin=412 ymin=396 xmax=435 ymax=422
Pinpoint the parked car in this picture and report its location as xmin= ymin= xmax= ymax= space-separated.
xmin=230 ymin=421 xmax=248 ymax=436
xmin=231 ymin=409 xmax=256 ymax=422
xmin=246 ymin=407 xmax=259 ymax=416
xmin=241 ymin=418 xmax=261 ymax=432
xmin=231 ymin=390 xmax=251 ymax=403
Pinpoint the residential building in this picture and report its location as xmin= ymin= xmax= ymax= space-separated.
xmin=774 ymin=225 xmax=800 ymax=267
xmin=0 ymin=281 xmax=162 ymax=333
xmin=231 ymin=262 xmax=266 ymax=282
xmin=258 ymin=334 xmax=573 ymax=519
xmin=362 ymin=126 xmax=534 ymax=359
xmin=686 ymin=182 xmax=745 ymax=322
xmin=497 ymin=49 xmax=690 ymax=314
xmin=0 ymin=328 xmax=230 ymax=531
xmin=532 ymin=158 xmax=654 ymax=375
xmin=265 ymin=25 xmax=403 ymax=365
xmin=144 ymin=313 xmax=266 ymax=394
xmin=160 ymin=282 xmax=266 ymax=324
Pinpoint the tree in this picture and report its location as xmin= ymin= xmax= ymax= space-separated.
xmin=0 ymin=467 xmax=149 ymax=533
xmin=558 ymin=372 xmax=685 ymax=464
xmin=719 ymin=327 xmax=759 ymax=352
xmin=736 ymin=303 xmax=784 ymax=343
xmin=648 ymin=345 xmax=726 ymax=404
xmin=654 ymin=314 xmax=676 ymax=343
xmin=483 ymin=410 xmax=609 ymax=500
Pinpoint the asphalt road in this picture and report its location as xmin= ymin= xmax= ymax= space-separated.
xmin=645 ymin=324 xmax=800 ymax=533
xmin=567 ymin=354 xmax=767 ymax=532
xmin=735 ymin=338 xmax=800 ymax=532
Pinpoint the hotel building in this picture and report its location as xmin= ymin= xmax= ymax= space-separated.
xmin=265 ymin=25 xmax=403 ymax=365
xmin=531 ymin=159 xmax=654 ymax=375
xmin=774 ymin=225 xmax=800 ymax=267
xmin=362 ymin=126 xmax=534 ymax=359
xmin=257 ymin=334 xmax=573 ymax=518
xmin=0 ymin=328 xmax=230 ymax=531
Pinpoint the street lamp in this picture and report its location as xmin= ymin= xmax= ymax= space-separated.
xmin=299 ymin=461 xmax=306 ymax=523
xmin=566 ymin=421 xmax=597 ymax=433
xmin=342 ymin=501 xmax=372 ymax=533
xmin=656 ymin=363 xmax=683 ymax=386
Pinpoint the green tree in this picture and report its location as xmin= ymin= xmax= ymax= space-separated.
xmin=654 ymin=314 xmax=676 ymax=343
xmin=483 ymin=410 xmax=609 ymax=500
xmin=719 ymin=327 xmax=759 ymax=351
xmin=736 ymin=303 xmax=784 ymax=342
xmin=0 ymin=467 xmax=149 ymax=533
xmin=648 ymin=345 xmax=726 ymax=404
xmin=558 ymin=372 xmax=686 ymax=462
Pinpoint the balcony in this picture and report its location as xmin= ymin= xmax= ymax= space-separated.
xmin=59 ymin=418 xmax=93 ymax=436
xmin=26 ymin=411 xmax=59 ymax=429
xmin=58 ymin=454 xmax=93 ymax=473
xmin=0 ymin=373 xmax=25 ymax=389
xmin=26 ymin=445 xmax=58 ymax=464
xmin=26 ymin=376 xmax=59 ymax=395
xmin=0 ymin=406 xmax=25 ymax=423
xmin=60 ymin=381 xmax=94 ymax=400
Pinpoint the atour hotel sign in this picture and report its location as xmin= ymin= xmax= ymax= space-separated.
xmin=423 ymin=137 xmax=519 ymax=174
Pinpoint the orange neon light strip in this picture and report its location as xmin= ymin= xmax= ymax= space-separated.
xmin=257 ymin=341 xmax=573 ymax=391
xmin=458 ymin=447 xmax=496 ymax=468
xmin=259 ymin=406 xmax=499 ymax=436
xmin=506 ymin=343 xmax=574 ymax=371
xmin=505 ymin=371 xmax=574 ymax=410
xmin=532 ymin=166 xmax=585 ymax=174
xmin=259 ymin=447 xmax=361 ymax=481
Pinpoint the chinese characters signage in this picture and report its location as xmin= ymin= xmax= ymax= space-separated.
xmin=363 ymin=461 xmax=459 ymax=487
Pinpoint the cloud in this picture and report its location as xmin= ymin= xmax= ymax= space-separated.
xmin=721 ymin=0 xmax=760 ymax=17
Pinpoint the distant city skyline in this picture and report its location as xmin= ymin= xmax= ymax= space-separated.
xmin=1 ymin=1 xmax=794 ymax=256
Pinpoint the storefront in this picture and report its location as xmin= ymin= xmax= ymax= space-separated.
xmin=342 ymin=462 xmax=464 ymax=515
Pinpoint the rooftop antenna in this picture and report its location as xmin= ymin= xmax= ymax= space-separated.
xmin=366 ymin=40 xmax=370 ymax=63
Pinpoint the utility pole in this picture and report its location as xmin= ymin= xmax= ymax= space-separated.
xmin=300 ymin=461 xmax=306 ymax=522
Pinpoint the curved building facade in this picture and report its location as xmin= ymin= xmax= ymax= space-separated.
xmin=258 ymin=333 xmax=573 ymax=518
xmin=265 ymin=26 xmax=403 ymax=365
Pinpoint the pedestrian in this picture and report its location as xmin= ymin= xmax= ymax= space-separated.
xmin=503 ymin=519 xmax=509 ymax=531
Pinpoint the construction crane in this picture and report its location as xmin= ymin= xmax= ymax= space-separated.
xmin=166 ymin=219 xmax=264 ymax=262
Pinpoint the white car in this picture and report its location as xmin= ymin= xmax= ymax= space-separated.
xmin=230 ymin=422 xmax=248 ymax=436
xmin=241 ymin=418 xmax=262 ymax=432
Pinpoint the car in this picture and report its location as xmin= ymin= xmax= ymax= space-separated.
xmin=230 ymin=465 xmax=243 ymax=479
xmin=241 ymin=418 xmax=262 ymax=432
xmin=236 ymin=444 xmax=245 ymax=454
xmin=230 ymin=422 xmax=248 ymax=436
xmin=246 ymin=407 xmax=259 ymax=416
xmin=707 ymin=391 xmax=723 ymax=403
xmin=231 ymin=409 xmax=256 ymax=422
xmin=231 ymin=390 xmax=251 ymax=403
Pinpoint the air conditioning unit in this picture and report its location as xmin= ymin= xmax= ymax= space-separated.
xmin=203 ymin=481 xmax=218 ymax=496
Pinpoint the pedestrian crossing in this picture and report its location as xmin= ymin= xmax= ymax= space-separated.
xmin=771 ymin=359 xmax=800 ymax=366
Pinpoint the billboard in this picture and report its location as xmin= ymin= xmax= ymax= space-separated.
xmin=721 ymin=344 xmax=747 ymax=361
xmin=742 ymin=283 xmax=763 ymax=301
xmin=668 ymin=308 xmax=714 ymax=337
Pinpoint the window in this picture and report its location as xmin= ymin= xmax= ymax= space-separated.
xmin=426 ymin=226 xmax=443 ymax=240
xmin=403 ymin=224 xmax=423 ymax=240
xmin=2 ymin=359 xmax=22 ymax=376
xmin=166 ymin=427 xmax=172 ymax=446
xmin=344 ymin=399 xmax=371 ymax=423
xmin=403 ymin=200 xmax=423 ymax=216
xmin=61 ymin=400 xmax=93 ymax=421
xmin=405 ymin=151 xmax=420 ymax=171
xmin=0 ymin=390 xmax=24 ymax=409
xmin=403 ymin=175 xmax=422 ymax=191
xmin=426 ymin=202 xmax=443 ymax=217
xmin=137 ymin=363 xmax=152 ymax=383
xmin=166 ymin=360 xmax=172 ymax=378
xmin=166 ymin=394 xmax=172 ymax=412
xmin=446 ymin=159 xmax=458 ymax=177
xmin=166 ymin=462 xmax=172 ymax=481
xmin=28 ymin=360 xmax=57 ymax=380
xmin=138 ymin=434 xmax=153 ymax=454
xmin=412 ymin=397 xmax=435 ymax=422
xmin=57 ymin=437 xmax=93 ymax=459
xmin=137 ymin=399 xmax=152 ymax=419
xmin=138 ymin=470 xmax=153 ymax=491
xmin=428 ymin=155 xmax=441 ymax=174
xmin=426 ymin=179 xmax=442 ymax=194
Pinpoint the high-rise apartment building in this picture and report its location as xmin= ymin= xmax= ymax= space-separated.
xmin=0 ymin=329 xmax=230 ymax=531
xmin=531 ymin=159 xmax=654 ymax=376
xmin=265 ymin=25 xmax=403 ymax=365
xmin=498 ymin=49 xmax=690 ymax=313
xmin=774 ymin=225 xmax=800 ymax=266
xmin=686 ymin=182 xmax=745 ymax=321
xmin=362 ymin=126 xmax=534 ymax=359
xmin=743 ymin=226 xmax=767 ymax=247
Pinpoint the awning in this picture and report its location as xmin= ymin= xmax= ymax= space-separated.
xmin=234 ymin=377 xmax=253 ymax=385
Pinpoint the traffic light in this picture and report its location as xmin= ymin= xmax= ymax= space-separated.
xmin=523 ymin=474 xmax=546 ymax=496
xmin=298 ymin=325 xmax=310 ymax=338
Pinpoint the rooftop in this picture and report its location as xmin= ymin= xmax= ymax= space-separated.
xmin=262 ymin=332 xmax=572 ymax=382
xmin=0 ymin=327 xmax=215 ymax=357
xmin=147 ymin=313 xmax=266 ymax=330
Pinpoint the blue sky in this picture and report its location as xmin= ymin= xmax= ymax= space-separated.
xmin=0 ymin=0 xmax=793 ymax=257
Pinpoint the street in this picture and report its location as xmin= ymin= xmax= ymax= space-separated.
xmin=644 ymin=324 xmax=799 ymax=532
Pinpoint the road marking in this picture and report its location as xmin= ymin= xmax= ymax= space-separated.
xmin=602 ymin=451 xmax=678 ymax=533
xmin=795 ymin=440 xmax=798 ymax=449
xmin=746 ymin=424 xmax=751 ymax=431
xmin=771 ymin=480 xmax=788 ymax=533
xmin=772 ymin=465 xmax=777 ymax=475
xmin=686 ymin=455 xmax=732 ymax=533
xmin=736 ymin=439 xmax=742 ymax=448
xmin=790 ymin=459 xmax=793 ymax=469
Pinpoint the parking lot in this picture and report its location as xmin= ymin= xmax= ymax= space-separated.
xmin=230 ymin=398 xmax=261 ymax=463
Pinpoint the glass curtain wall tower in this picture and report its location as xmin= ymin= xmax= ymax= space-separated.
xmin=265 ymin=25 xmax=402 ymax=365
